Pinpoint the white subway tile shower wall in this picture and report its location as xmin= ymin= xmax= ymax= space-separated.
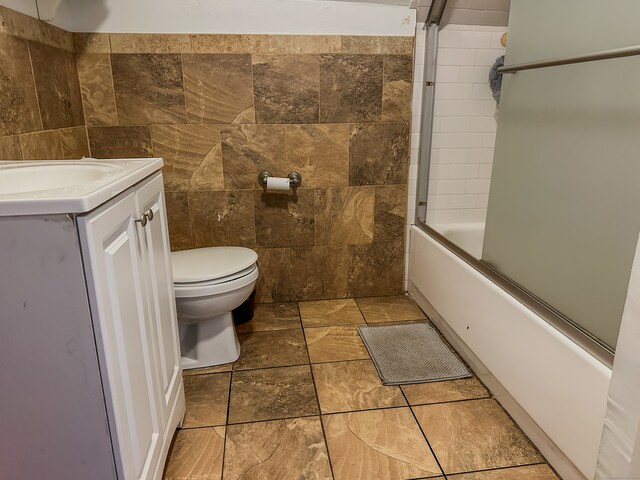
xmin=404 ymin=24 xmax=506 ymax=287
xmin=425 ymin=25 xmax=504 ymax=226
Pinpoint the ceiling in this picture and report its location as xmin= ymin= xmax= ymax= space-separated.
xmin=413 ymin=0 xmax=509 ymax=26
xmin=309 ymin=0 xmax=510 ymax=26
xmin=309 ymin=0 xmax=412 ymax=5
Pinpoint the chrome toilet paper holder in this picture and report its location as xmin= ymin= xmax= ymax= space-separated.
xmin=258 ymin=171 xmax=303 ymax=189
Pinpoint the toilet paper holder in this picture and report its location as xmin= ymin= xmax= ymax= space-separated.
xmin=258 ymin=171 xmax=303 ymax=189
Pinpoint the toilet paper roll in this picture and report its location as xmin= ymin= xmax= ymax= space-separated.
xmin=266 ymin=177 xmax=290 ymax=191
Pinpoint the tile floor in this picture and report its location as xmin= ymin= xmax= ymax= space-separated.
xmin=165 ymin=295 xmax=560 ymax=480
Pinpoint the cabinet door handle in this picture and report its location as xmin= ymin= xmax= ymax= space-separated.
xmin=135 ymin=213 xmax=148 ymax=227
xmin=146 ymin=209 xmax=154 ymax=222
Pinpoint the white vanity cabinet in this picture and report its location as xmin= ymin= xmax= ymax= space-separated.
xmin=79 ymin=172 xmax=183 ymax=480
xmin=0 ymin=160 xmax=184 ymax=480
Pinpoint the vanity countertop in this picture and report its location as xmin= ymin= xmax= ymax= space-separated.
xmin=0 ymin=158 xmax=163 ymax=216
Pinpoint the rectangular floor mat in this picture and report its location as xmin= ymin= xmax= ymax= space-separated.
xmin=358 ymin=322 xmax=471 ymax=385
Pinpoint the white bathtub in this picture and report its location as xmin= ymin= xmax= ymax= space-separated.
xmin=408 ymin=225 xmax=612 ymax=480
xmin=431 ymin=222 xmax=485 ymax=258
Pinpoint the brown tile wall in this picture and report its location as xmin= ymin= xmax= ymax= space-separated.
xmin=0 ymin=7 xmax=414 ymax=302
xmin=0 ymin=7 xmax=88 ymax=160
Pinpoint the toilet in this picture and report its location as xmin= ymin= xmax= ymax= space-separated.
xmin=171 ymin=246 xmax=259 ymax=370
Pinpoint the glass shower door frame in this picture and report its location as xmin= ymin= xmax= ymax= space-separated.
xmin=415 ymin=21 xmax=438 ymax=225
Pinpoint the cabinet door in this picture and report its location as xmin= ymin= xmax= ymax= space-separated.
xmin=78 ymin=192 xmax=162 ymax=480
xmin=135 ymin=174 xmax=182 ymax=424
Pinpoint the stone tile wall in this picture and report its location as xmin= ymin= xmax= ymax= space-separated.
xmin=0 ymin=7 xmax=88 ymax=160
xmin=0 ymin=6 xmax=414 ymax=302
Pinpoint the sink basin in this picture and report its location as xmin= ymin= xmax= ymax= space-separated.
xmin=0 ymin=162 xmax=122 ymax=195
xmin=0 ymin=158 xmax=164 ymax=216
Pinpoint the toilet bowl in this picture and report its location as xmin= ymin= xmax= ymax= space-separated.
xmin=171 ymin=246 xmax=259 ymax=370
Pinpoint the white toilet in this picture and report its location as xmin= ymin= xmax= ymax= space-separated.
xmin=171 ymin=246 xmax=259 ymax=370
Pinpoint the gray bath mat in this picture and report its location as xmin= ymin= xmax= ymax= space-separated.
xmin=357 ymin=322 xmax=471 ymax=385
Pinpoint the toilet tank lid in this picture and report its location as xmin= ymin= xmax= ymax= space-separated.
xmin=171 ymin=247 xmax=258 ymax=283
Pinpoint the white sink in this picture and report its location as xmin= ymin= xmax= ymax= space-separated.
xmin=0 ymin=162 xmax=122 ymax=195
xmin=0 ymin=158 xmax=164 ymax=216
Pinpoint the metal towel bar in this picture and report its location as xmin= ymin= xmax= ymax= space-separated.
xmin=497 ymin=44 xmax=640 ymax=74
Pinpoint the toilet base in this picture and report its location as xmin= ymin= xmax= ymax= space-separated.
xmin=179 ymin=311 xmax=241 ymax=370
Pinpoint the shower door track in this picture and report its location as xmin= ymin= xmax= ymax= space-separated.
xmin=415 ymin=220 xmax=615 ymax=368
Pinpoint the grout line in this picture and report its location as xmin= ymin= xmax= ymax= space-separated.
xmin=301 ymin=320 xmax=367 ymax=329
xmin=220 ymin=357 xmax=233 ymax=480
xmin=179 ymin=423 xmax=227 ymax=431
xmin=294 ymin=305 xmax=305 ymax=330
xmin=178 ymin=52 xmax=189 ymax=123
xmin=403 ymin=387 xmax=447 ymax=479
xmin=298 ymin=301 xmax=337 ymax=480
xmin=230 ymin=357 xmax=368 ymax=374
xmin=182 ymin=368 xmax=233 ymax=377
xmin=25 ymin=40 xmax=44 ymax=133
xmin=235 ymin=326 xmax=305 ymax=335
xmin=107 ymin=50 xmax=120 ymax=126
xmin=404 ymin=394 xmax=493 ymax=409
xmin=227 ymin=413 xmax=321 ymax=428
xmin=248 ymin=53 xmax=257 ymax=123
xmin=184 ymin=187 xmax=194 ymax=247
xmin=187 ymin=33 xmax=193 ymax=54
xmin=74 ymin=56 xmax=90 ymax=131
xmin=232 ymin=359 xmax=310 ymax=373
xmin=444 ymin=461 xmax=550 ymax=478
xmin=353 ymin=293 xmax=369 ymax=323
xmin=321 ymin=403 xmax=409 ymax=418
xmin=308 ymin=357 xmax=369 ymax=369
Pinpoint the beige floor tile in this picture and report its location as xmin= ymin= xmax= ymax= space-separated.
xmin=356 ymin=295 xmax=426 ymax=323
xmin=414 ymin=399 xmax=543 ymax=474
xmin=313 ymin=359 xmax=406 ymax=413
xmin=323 ymin=408 xmax=442 ymax=480
xmin=448 ymin=464 xmax=558 ymax=480
xmin=183 ymin=373 xmax=230 ymax=428
xmin=223 ymin=417 xmax=332 ymax=480
xmin=299 ymin=298 xmax=365 ymax=327
xmin=234 ymin=329 xmax=308 ymax=371
xmin=163 ymin=427 xmax=225 ymax=480
xmin=182 ymin=363 xmax=233 ymax=376
xmin=228 ymin=365 xmax=319 ymax=424
xmin=401 ymin=378 xmax=490 ymax=405
xmin=305 ymin=325 xmax=370 ymax=363
xmin=236 ymin=302 xmax=301 ymax=333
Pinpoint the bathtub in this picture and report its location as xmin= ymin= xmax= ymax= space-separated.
xmin=407 ymin=224 xmax=612 ymax=480
xmin=430 ymin=222 xmax=485 ymax=258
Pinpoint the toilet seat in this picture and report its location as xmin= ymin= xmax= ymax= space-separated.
xmin=174 ymin=264 xmax=258 ymax=298
xmin=175 ymin=264 xmax=256 ymax=287
xmin=172 ymin=246 xmax=258 ymax=284
xmin=172 ymin=247 xmax=259 ymax=298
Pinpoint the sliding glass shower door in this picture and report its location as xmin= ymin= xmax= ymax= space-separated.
xmin=417 ymin=0 xmax=640 ymax=351
xmin=482 ymin=0 xmax=640 ymax=350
